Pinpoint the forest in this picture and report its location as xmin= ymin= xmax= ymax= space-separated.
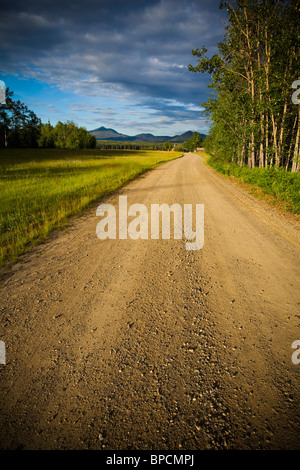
xmin=0 ymin=89 xmax=96 ymax=149
xmin=189 ymin=0 xmax=300 ymax=171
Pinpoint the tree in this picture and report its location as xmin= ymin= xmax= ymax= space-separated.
xmin=189 ymin=0 xmax=300 ymax=171
xmin=183 ymin=133 xmax=204 ymax=152
xmin=0 ymin=88 xmax=41 ymax=148
xmin=0 ymin=89 xmax=96 ymax=150
xmin=163 ymin=141 xmax=173 ymax=151
xmin=173 ymin=143 xmax=184 ymax=152
xmin=38 ymin=121 xmax=96 ymax=149
xmin=37 ymin=121 xmax=55 ymax=148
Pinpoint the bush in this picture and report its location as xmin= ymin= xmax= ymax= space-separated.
xmin=38 ymin=121 xmax=96 ymax=149
xmin=207 ymin=157 xmax=300 ymax=214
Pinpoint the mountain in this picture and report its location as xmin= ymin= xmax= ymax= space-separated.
xmin=89 ymin=126 xmax=129 ymax=140
xmin=89 ymin=126 xmax=206 ymax=143
xmin=133 ymin=133 xmax=176 ymax=142
xmin=170 ymin=131 xmax=195 ymax=143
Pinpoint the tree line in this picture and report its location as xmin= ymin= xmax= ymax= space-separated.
xmin=0 ymin=88 xmax=96 ymax=149
xmin=39 ymin=121 xmax=96 ymax=149
xmin=189 ymin=0 xmax=299 ymax=171
xmin=97 ymin=141 xmax=164 ymax=150
xmin=0 ymin=88 xmax=204 ymax=153
xmin=163 ymin=133 xmax=204 ymax=152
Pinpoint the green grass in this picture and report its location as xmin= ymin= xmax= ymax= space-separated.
xmin=96 ymin=140 xmax=165 ymax=150
xmin=205 ymin=155 xmax=300 ymax=214
xmin=0 ymin=148 xmax=182 ymax=267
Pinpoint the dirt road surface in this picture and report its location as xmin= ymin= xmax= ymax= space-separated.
xmin=0 ymin=153 xmax=299 ymax=450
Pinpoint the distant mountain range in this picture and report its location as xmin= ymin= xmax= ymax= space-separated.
xmin=88 ymin=126 xmax=206 ymax=143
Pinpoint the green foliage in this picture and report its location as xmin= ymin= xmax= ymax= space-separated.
xmin=0 ymin=148 xmax=182 ymax=266
xmin=97 ymin=141 xmax=165 ymax=150
xmin=38 ymin=121 xmax=96 ymax=149
xmin=183 ymin=132 xmax=203 ymax=152
xmin=173 ymin=143 xmax=184 ymax=152
xmin=0 ymin=88 xmax=41 ymax=148
xmin=0 ymin=89 xmax=96 ymax=150
xmin=163 ymin=141 xmax=173 ymax=151
xmin=189 ymin=0 xmax=300 ymax=171
xmin=207 ymin=156 xmax=300 ymax=214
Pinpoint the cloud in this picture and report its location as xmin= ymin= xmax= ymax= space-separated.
xmin=0 ymin=0 xmax=226 ymax=133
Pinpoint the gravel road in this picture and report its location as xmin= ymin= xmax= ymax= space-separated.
xmin=0 ymin=152 xmax=299 ymax=450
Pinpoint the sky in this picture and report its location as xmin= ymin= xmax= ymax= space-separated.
xmin=0 ymin=0 xmax=227 ymax=136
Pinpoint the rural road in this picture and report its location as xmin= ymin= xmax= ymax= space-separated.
xmin=0 ymin=152 xmax=299 ymax=450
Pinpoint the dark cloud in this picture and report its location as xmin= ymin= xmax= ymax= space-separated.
xmin=0 ymin=0 xmax=226 ymax=132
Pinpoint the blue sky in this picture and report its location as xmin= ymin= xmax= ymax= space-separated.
xmin=0 ymin=0 xmax=227 ymax=136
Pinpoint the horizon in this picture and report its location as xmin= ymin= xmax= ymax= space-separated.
xmin=88 ymin=125 xmax=206 ymax=137
xmin=0 ymin=0 xmax=226 ymax=136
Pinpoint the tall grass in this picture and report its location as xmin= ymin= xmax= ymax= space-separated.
xmin=0 ymin=148 xmax=182 ymax=266
xmin=206 ymin=155 xmax=300 ymax=214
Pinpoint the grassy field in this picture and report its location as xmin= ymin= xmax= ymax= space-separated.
xmin=96 ymin=140 xmax=165 ymax=150
xmin=201 ymin=153 xmax=300 ymax=215
xmin=0 ymin=148 xmax=182 ymax=267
